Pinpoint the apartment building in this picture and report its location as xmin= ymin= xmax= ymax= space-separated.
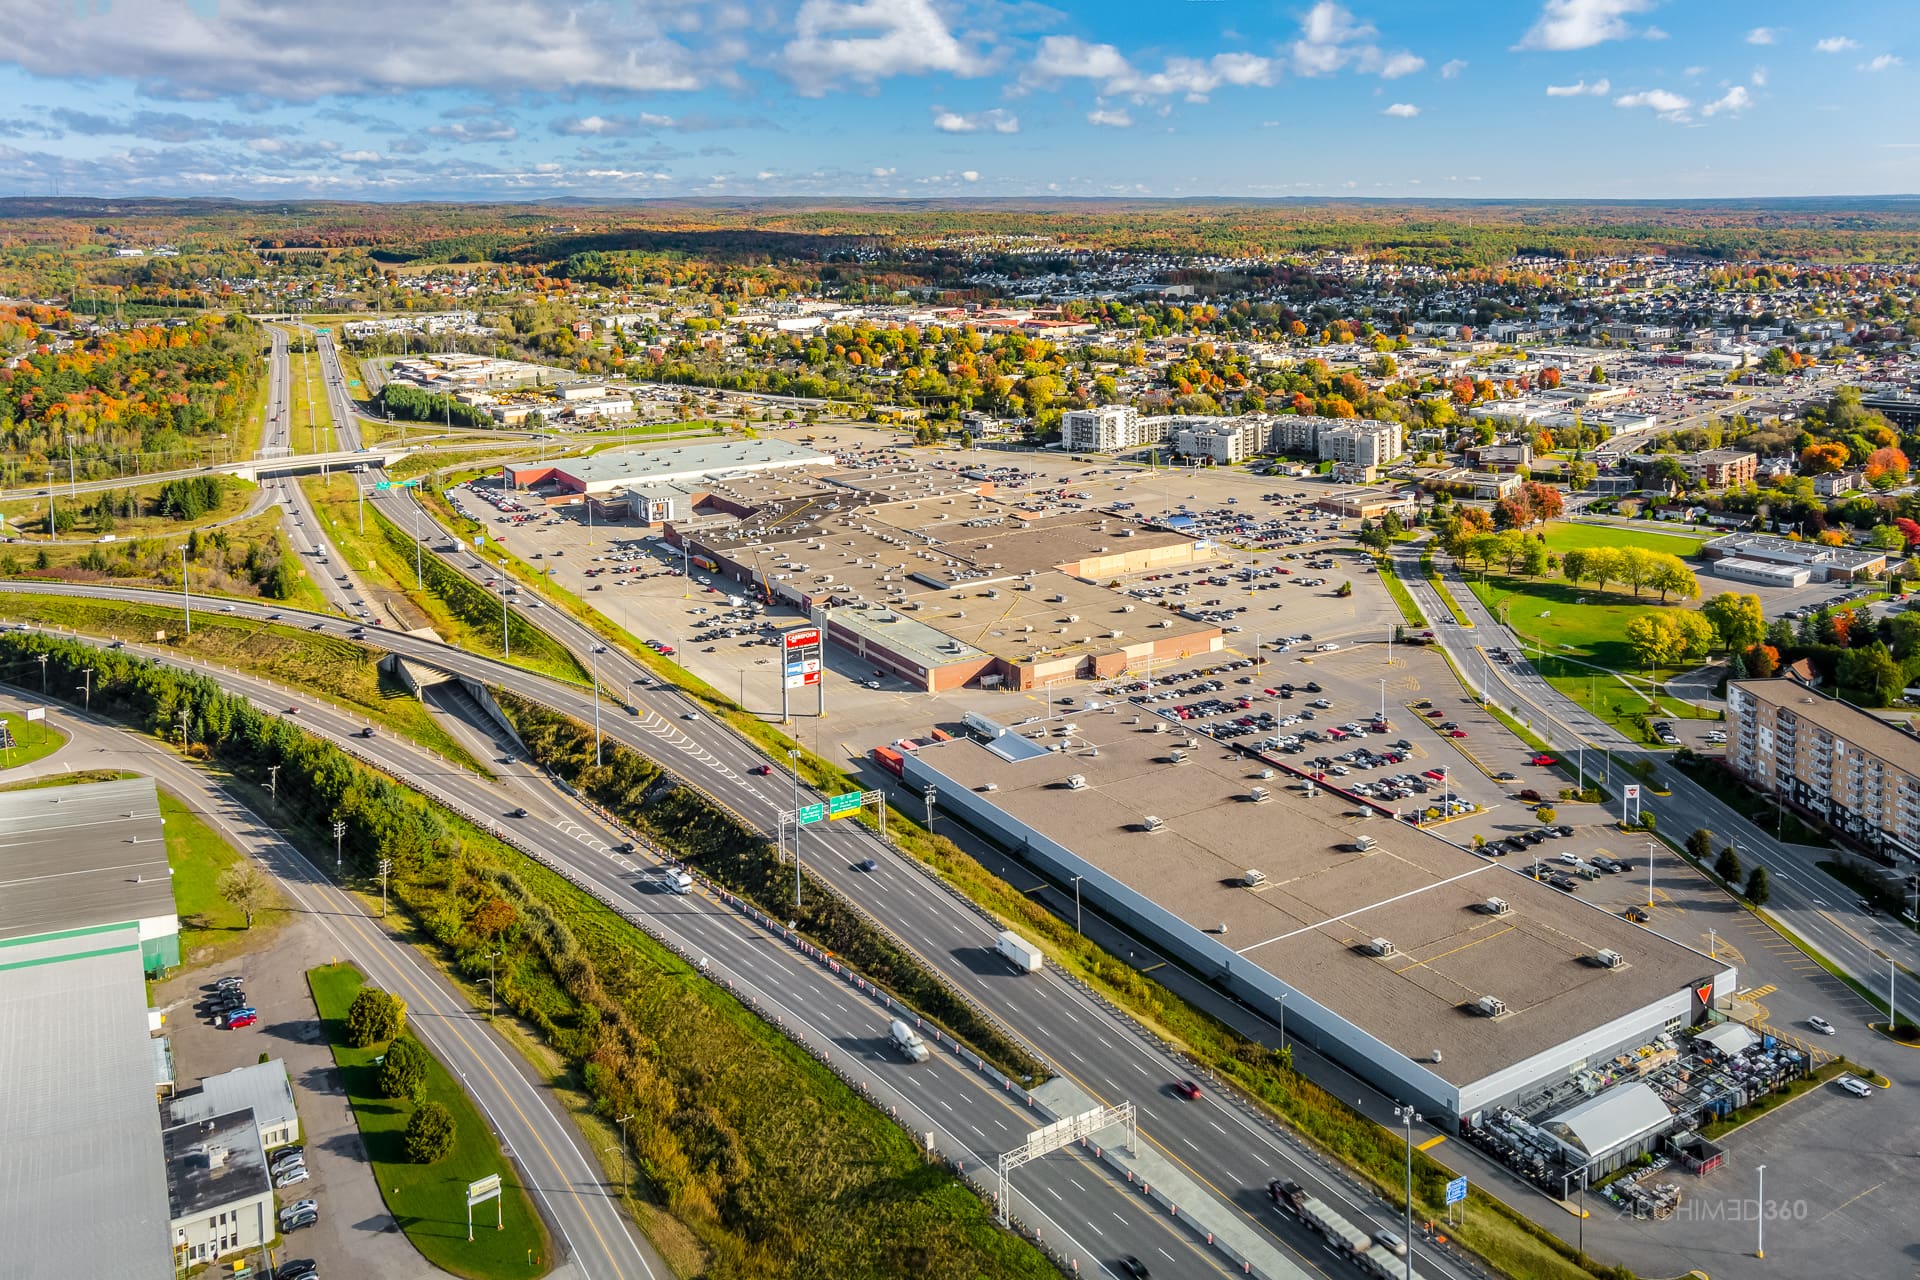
xmin=1726 ymin=678 xmax=1920 ymax=863
xmin=1319 ymin=421 xmax=1404 ymax=467
xmin=1060 ymin=405 xmax=1166 ymax=451
xmin=1172 ymin=416 xmax=1266 ymax=464
xmin=1678 ymin=449 xmax=1757 ymax=489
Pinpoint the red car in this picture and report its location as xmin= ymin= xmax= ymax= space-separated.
xmin=1530 ymin=754 xmax=1558 ymax=767
xmin=751 ymin=764 xmax=773 ymax=776
xmin=226 ymin=1012 xmax=258 ymax=1029
xmin=1174 ymin=1080 xmax=1203 ymax=1100
xmin=1450 ymin=729 xmax=1468 ymax=738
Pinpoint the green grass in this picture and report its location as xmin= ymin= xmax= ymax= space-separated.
xmin=1422 ymin=552 xmax=1474 ymax=627
xmin=286 ymin=349 xmax=337 ymax=455
xmin=1541 ymin=521 xmax=1711 ymax=556
xmin=0 ymin=710 xmax=66 ymax=769
xmin=1465 ymin=570 xmax=1696 ymax=674
xmin=307 ymin=963 xmax=550 ymax=1280
xmin=0 ymin=476 xmax=257 ymax=542
xmin=0 ymin=593 xmax=489 ymax=774
xmin=162 ymin=787 xmax=289 ymax=962
xmin=303 ymin=475 xmax=589 ymax=686
xmin=1380 ymin=557 xmax=1427 ymax=628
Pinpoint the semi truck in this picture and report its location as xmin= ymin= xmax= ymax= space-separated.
xmin=888 ymin=1018 xmax=931 ymax=1063
xmin=996 ymin=930 xmax=1043 ymax=974
xmin=1269 ymin=1179 xmax=1375 ymax=1257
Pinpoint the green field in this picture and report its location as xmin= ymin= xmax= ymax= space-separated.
xmin=1541 ymin=521 xmax=1711 ymax=556
xmin=287 ymin=349 xmax=338 ymax=455
xmin=0 ymin=710 xmax=66 ymax=769
xmin=307 ymin=963 xmax=549 ymax=1280
xmin=163 ymin=787 xmax=289 ymax=962
xmin=0 ymin=593 xmax=488 ymax=772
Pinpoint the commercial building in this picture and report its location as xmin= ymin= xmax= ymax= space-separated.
xmin=164 ymin=1109 xmax=275 ymax=1270
xmin=900 ymin=717 xmax=1732 ymax=1128
xmin=0 ymin=775 xmax=182 ymax=1279
xmin=1676 ymin=449 xmax=1757 ymax=489
xmin=1859 ymin=390 xmax=1920 ymax=431
xmin=505 ymin=438 xmax=831 ymax=498
xmin=167 ymin=1060 xmax=301 ymax=1153
xmin=1701 ymin=532 xmax=1887 ymax=582
xmin=1060 ymin=405 xmax=1166 ymax=452
xmin=1710 ymin=557 xmax=1812 ymax=588
xmin=1726 ymin=678 xmax=1920 ymax=862
xmin=1318 ymin=421 xmax=1404 ymax=467
xmin=1317 ymin=487 xmax=1418 ymax=520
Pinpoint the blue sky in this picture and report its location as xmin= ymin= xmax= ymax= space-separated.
xmin=0 ymin=0 xmax=1914 ymax=201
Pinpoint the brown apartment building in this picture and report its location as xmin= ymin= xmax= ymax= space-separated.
xmin=1725 ymin=678 xmax=1920 ymax=864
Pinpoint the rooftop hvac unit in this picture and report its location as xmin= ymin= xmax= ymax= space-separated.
xmin=1120 ymin=604 xmax=1136 ymax=613
xmin=1142 ymin=815 xmax=1166 ymax=832
xmin=1108 ymin=630 xmax=1124 ymax=639
xmin=1051 ymin=593 xmax=1067 ymax=603
xmin=1368 ymin=937 xmax=1397 ymax=957
xmin=1249 ymin=786 xmax=1270 ymax=803
xmin=1066 ymin=614 xmax=1080 ymax=623
xmin=1152 ymin=722 xmax=1168 ymax=734
xmin=1243 ymin=868 xmax=1267 ymax=887
xmin=1168 ymin=749 xmax=1188 ymax=764
xmin=1474 ymin=996 xmax=1508 ymax=1018
xmin=1066 ymin=774 xmax=1088 ymax=790
xmin=1595 ymin=949 xmax=1624 ymax=969
xmin=1482 ymin=897 xmax=1512 ymax=916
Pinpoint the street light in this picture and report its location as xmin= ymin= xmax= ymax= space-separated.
xmin=1393 ymin=1104 xmax=1419 ymax=1280
xmin=1070 ymin=874 xmax=1083 ymax=934
xmin=79 ymin=667 xmax=92 ymax=713
xmin=614 ymin=1113 xmax=635 ymax=1191
xmin=36 ymin=653 xmax=47 ymax=693
xmin=1755 ymin=1163 xmax=1766 ymax=1260
xmin=788 ymin=748 xmax=803 ymax=910
xmin=591 ymin=644 xmax=605 ymax=766
xmin=486 ymin=949 xmax=501 ymax=1019
xmin=179 ymin=546 xmax=191 ymax=635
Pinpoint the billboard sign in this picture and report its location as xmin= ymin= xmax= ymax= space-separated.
xmin=784 ymin=627 xmax=823 ymax=687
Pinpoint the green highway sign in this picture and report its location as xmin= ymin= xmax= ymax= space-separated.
xmin=796 ymin=803 xmax=826 ymax=825
xmin=827 ymin=791 xmax=862 ymax=818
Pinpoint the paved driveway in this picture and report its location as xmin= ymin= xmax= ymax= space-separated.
xmin=158 ymin=916 xmax=441 ymax=1280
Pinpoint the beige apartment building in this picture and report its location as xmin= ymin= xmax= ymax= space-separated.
xmin=1725 ymin=678 xmax=1920 ymax=863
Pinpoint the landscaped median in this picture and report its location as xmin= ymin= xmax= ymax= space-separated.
xmin=308 ymin=962 xmax=550 ymax=1280
xmin=0 ymin=708 xmax=65 ymax=769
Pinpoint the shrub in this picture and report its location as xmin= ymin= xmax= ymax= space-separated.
xmin=404 ymin=1101 xmax=455 ymax=1163
xmin=346 ymin=986 xmax=406 ymax=1047
xmin=379 ymin=1036 xmax=430 ymax=1103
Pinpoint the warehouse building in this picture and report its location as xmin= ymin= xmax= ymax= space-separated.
xmin=504 ymin=438 xmax=830 ymax=498
xmin=1726 ymin=678 xmax=1920 ymax=863
xmin=899 ymin=718 xmax=1732 ymax=1128
xmin=0 ymin=775 xmax=181 ymax=1278
xmin=1701 ymin=532 xmax=1887 ymax=582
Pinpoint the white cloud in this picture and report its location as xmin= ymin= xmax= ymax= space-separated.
xmin=1814 ymin=36 xmax=1859 ymax=53
xmin=1516 ymin=0 xmax=1657 ymax=52
xmin=1086 ymin=107 xmax=1132 ymax=127
xmin=1746 ymin=26 xmax=1777 ymax=45
xmin=1028 ymin=36 xmax=1274 ymax=101
xmin=1382 ymin=102 xmax=1420 ymax=117
xmin=870 ymin=166 xmax=895 ymax=177
xmin=1865 ymin=53 xmax=1903 ymax=71
xmin=338 ymin=149 xmax=381 ymax=163
xmin=0 ymin=0 xmax=715 ymax=99
xmin=1440 ymin=58 xmax=1468 ymax=79
xmin=427 ymin=118 xmax=517 ymax=143
xmin=1288 ymin=2 xmax=1423 ymax=79
xmin=931 ymin=107 xmax=1018 ymax=133
xmin=1701 ymin=85 xmax=1751 ymax=116
xmin=1614 ymin=87 xmax=1691 ymax=121
xmin=551 ymin=113 xmax=680 ymax=137
xmin=961 ymin=169 xmax=979 ymax=181
xmin=1751 ymin=66 xmax=1768 ymax=86
xmin=1546 ymin=77 xmax=1610 ymax=95
xmin=783 ymin=0 xmax=988 ymax=88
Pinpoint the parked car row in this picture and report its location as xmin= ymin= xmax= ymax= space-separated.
xmin=207 ymin=975 xmax=257 ymax=1030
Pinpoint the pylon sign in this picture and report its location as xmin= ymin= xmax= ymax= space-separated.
xmin=784 ymin=626 xmax=822 ymax=689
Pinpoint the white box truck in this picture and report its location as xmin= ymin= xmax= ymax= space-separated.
xmin=996 ymin=930 xmax=1043 ymax=974
xmin=889 ymin=1018 xmax=931 ymax=1063
xmin=652 ymin=868 xmax=693 ymax=894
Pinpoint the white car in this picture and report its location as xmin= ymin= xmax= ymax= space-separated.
xmin=274 ymin=1166 xmax=311 ymax=1188
xmin=1837 ymin=1075 xmax=1874 ymax=1097
xmin=1807 ymin=1015 xmax=1835 ymax=1035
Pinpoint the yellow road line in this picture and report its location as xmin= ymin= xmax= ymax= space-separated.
xmin=1416 ymin=1134 xmax=1448 ymax=1152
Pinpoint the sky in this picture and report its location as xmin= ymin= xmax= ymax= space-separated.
xmin=0 ymin=0 xmax=1914 ymax=202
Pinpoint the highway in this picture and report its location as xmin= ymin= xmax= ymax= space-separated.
xmin=1387 ymin=537 xmax=1920 ymax=1024
xmin=19 ymin=622 xmax=1240 ymax=1280
xmin=1 ymin=690 xmax=664 ymax=1280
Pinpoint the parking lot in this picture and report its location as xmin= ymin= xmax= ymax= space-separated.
xmin=156 ymin=921 xmax=437 ymax=1280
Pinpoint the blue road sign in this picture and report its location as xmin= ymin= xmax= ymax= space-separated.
xmin=1445 ymin=1177 xmax=1468 ymax=1206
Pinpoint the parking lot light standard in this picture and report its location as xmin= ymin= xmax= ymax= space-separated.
xmin=1755 ymin=1163 xmax=1766 ymax=1259
xmin=1393 ymin=1104 xmax=1419 ymax=1280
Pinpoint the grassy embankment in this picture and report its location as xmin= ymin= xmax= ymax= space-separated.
xmin=0 ymin=593 xmax=487 ymax=773
xmin=308 ymin=962 xmax=550 ymax=1280
xmin=162 ymin=787 xmax=291 ymax=963
xmin=1380 ymin=557 xmax=1428 ymax=628
xmin=0 ymin=475 xmax=254 ymax=542
xmin=301 ymin=474 xmax=589 ymax=686
xmin=0 ymin=709 xmax=66 ymax=769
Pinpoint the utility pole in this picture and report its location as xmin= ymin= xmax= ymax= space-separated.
xmin=176 ymin=707 xmax=190 ymax=747
xmin=332 ymin=819 xmax=346 ymax=873
xmin=1394 ymin=1105 xmax=1419 ymax=1280
xmin=378 ymin=857 xmax=392 ymax=916
xmin=614 ymin=1114 xmax=635 ymax=1191
xmin=591 ymin=644 xmax=605 ymax=766
xmin=267 ymin=764 xmax=279 ymax=807
xmin=179 ymin=545 xmax=191 ymax=634
xmin=486 ymin=949 xmax=501 ymax=1019
xmin=36 ymin=653 xmax=47 ymax=693
xmin=79 ymin=667 xmax=92 ymax=713
xmin=788 ymin=749 xmax=802 ymax=910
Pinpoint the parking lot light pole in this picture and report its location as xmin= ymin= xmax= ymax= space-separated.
xmin=1755 ymin=1164 xmax=1766 ymax=1259
xmin=1647 ymin=840 xmax=1657 ymax=911
xmin=1393 ymin=1104 xmax=1419 ymax=1280
xmin=1070 ymin=874 xmax=1083 ymax=934
xmin=267 ymin=765 xmax=279 ymax=807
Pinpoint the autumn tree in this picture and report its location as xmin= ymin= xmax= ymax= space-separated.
xmin=1702 ymin=592 xmax=1766 ymax=652
xmin=1799 ymin=442 xmax=1849 ymax=475
xmin=217 ymin=862 xmax=270 ymax=929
